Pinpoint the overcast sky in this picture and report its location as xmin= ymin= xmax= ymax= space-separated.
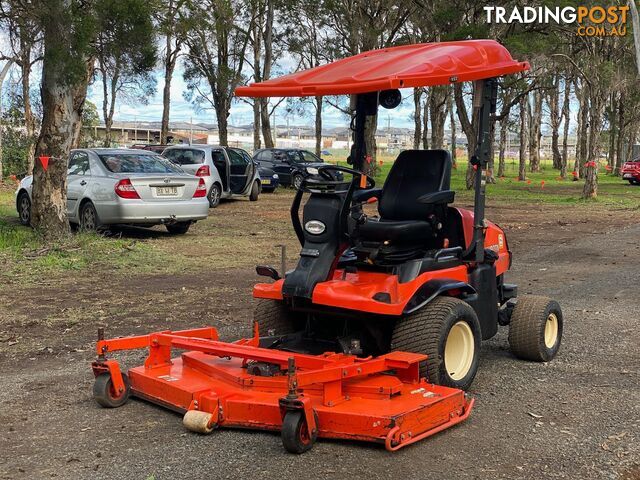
xmin=86 ymin=63 xmax=420 ymax=129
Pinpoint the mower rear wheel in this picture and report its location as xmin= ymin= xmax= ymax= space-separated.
xmin=508 ymin=296 xmax=563 ymax=362
xmin=391 ymin=297 xmax=481 ymax=391
xmin=253 ymin=299 xmax=298 ymax=336
xmin=93 ymin=372 xmax=130 ymax=408
xmin=281 ymin=411 xmax=317 ymax=454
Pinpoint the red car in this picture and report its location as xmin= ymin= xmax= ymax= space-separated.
xmin=622 ymin=158 xmax=640 ymax=185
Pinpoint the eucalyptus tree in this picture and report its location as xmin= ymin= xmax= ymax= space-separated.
xmin=183 ymin=0 xmax=253 ymax=146
xmin=94 ymin=0 xmax=157 ymax=147
xmin=155 ymin=0 xmax=189 ymax=144
xmin=0 ymin=0 xmax=42 ymax=174
xmin=0 ymin=0 xmax=157 ymax=240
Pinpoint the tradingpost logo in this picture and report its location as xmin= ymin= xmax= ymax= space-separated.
xmin=484 ymin=5 xmax=630 ymax=36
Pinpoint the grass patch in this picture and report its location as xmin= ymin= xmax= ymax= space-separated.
xmin=328 ymin=156 xmax=640 ymax=210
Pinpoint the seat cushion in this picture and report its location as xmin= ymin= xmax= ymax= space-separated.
xmin=358 ymin=218 xmax=433 ymax=243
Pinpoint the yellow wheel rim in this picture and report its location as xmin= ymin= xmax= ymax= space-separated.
xmin=444 ymin=321 xmax=475 ymax=381
xmin=544 ymin=313 xmax=559 ymax=349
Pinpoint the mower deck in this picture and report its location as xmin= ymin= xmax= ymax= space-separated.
xmin=92 ymin=327 xmax=473 ymax=452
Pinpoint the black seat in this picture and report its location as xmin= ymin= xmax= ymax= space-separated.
xmin=353 ymin=149 xmax=454 ymax=263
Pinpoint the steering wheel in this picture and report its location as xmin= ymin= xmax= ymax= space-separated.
xmin=300 ymin=164 xmax=375 ymax=193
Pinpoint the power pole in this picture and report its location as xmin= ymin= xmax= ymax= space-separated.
xmin=190 ymin=116 xmax=193 ymax=144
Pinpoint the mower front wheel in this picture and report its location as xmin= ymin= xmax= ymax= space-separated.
xmin=391 ymin=297 xmax=481 ymax=391
xmin=508 ymin=296 xmax=563 ymax=362
xmin=281 ymin=411 xmax=317 ymax=454
xmin=93 ymin=372 xmax=130 ymax=408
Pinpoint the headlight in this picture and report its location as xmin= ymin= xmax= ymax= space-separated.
xmin=306 ymin=167 xmax=319 ymax=175
xmin=272 ymin=174 xmax=279 ymax=179
xmin=304 ymin=220 xmax=326 ymax=235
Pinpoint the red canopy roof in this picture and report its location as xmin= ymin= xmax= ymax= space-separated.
xmin=235 ymin=40 xmax=529 ymax=98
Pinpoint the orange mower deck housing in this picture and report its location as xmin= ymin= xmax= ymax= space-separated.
xmin=92 ymin=327 xmax=473 ymax=452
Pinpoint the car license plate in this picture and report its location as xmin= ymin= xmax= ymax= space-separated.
xmin=623 ymin=174 xmax=633 ymax=179
xmin=261 ymin=179 xmax=271 ymax=185
xmin=156 ymin=186 xmax=178 ymax=196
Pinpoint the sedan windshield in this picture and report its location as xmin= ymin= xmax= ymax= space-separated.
xmin=99 ymin=153 xmax=183 ymax=174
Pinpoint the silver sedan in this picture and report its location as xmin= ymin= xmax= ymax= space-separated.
xmin=16 ymin=148 xmax=209 ymax=234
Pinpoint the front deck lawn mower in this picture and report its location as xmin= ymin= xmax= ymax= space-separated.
xmin=91 ymin=40 xmax=563 ymax=453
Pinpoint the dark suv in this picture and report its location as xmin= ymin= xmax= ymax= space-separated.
xmin=253 ymin=148 xmax=341 ymax=189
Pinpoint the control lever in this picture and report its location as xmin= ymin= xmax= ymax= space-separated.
xmin=350 ymin=197 xmax=378 ymax=224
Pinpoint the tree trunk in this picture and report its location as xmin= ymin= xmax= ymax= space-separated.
xmin=20 ymin=38 xmax=36 ymax=174
xmin=0 ymin=60 xmax=13 ymax=178
xmin=615 ymin=92 xmax=625 ymax=175
xmin=363 ymin=114 xmax=377 ymax=176
xmin=421 ymin=90 xmax=429 ymax=149
xmin=449 ymin=92 xmax=457 ymax=167
xmin=216 ymin=98 xmax=229 ymax=146
xmin=518 ymin=94 xmax=528 ymax=181
xmin=582 ymin=91 xmax=603 ymax=199
xmin=259 ymin=99 xmax=274 ymax=148
xmin=160 ymin=31 xmax=176 ymax=145
xmin=252 ymin=100 xmax=261 ymax=150
xmin=560 ymin=78 xmax=571 ymax=178
xmin=314 ymin=96 xmax=322 ymax=156
xmin=529 ymin=90 xmax=542 ymax=172
xmin=258 ymin=0 xmax=274 ymax=148
xmin=498 ymin=114 xmax=508 ymax=178
xmin=454 ymin=83 xmax=477 ymax=189
xmin=413 ymin=88 xmax=422 ymax=149
xmin=608 ymin=92 xmax=617 ymax=171
xmin=575 ymin=80 xmax=589 ymax=179
xmin=429 ymin=85 xmax=448 ymax=149
xmin=548 ymin=76 xmax=562 ymax=170
xmin=32 ymin=46 xmax=93 ymax=240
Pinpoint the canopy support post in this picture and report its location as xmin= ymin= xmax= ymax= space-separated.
xmin=469 ymin=77 xmax=498 ymax=264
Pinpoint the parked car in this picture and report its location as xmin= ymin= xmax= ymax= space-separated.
xmin=162 ymin=145 xmax=261 ymax=207
xmin=621 ymin=158 xmax=640 ymax=185
xmin=130 ymin=144 xmax=169 ymax=154
xmin=16 ymin=148 xmax=209 ymax=234
xmin=252 ymin=148 xmax=342 ymax=189
xmin=258 ymin=166 xmax=279 ymax=192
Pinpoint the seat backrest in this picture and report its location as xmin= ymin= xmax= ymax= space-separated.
xmin=378 ymin=149 xmax=452 ymax=221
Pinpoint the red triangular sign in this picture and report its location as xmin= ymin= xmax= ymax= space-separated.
xmin=39 ymin=156 xmax=50 ymax=171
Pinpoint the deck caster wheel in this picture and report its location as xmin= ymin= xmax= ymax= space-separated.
xmin=93 ymin=372 xmax=130 ymax=408
xmin=508 ymin=295 xmax=563 ymax=362
xmin=183 ymin=410 xmax=216 ymax=434
xmin=281 ymin=411 xmax=317 ymax=454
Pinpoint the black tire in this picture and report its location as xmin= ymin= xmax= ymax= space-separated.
xmin=391 ymin=296 xmax=481 ymax=390
xmin=249 ymin=180 xmax=260 ymax=201
xmin=79 ymin=201 xmax=100 ymax=232
xmin=508 ymin=295 xmax=563 ymax=362
xmin=93 ymin=372 xmax=131 ymax=408
xmin=17 ymin=192 xmax=31 ymax=226
xmin=629 ymin=179 xmax=639 ymax=185
xmin=166 ymin=222 xmax=191 ymax=235
xmin=281 ymin=411 xmax=317 ymax=454
xmin=208 ymin=183 xmax=221 ymax=208
xmin=253 ymin=299 xmax=299 ymax=336
xmin=292 ymin=173 xmax=304 ymax=190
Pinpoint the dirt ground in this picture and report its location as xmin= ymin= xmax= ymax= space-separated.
xmin=0 ymin=191 xmax=639 ymax=479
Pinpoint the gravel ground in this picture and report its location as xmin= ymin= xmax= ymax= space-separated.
xmin=0 ymin=204 xmax=638 ymax=479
